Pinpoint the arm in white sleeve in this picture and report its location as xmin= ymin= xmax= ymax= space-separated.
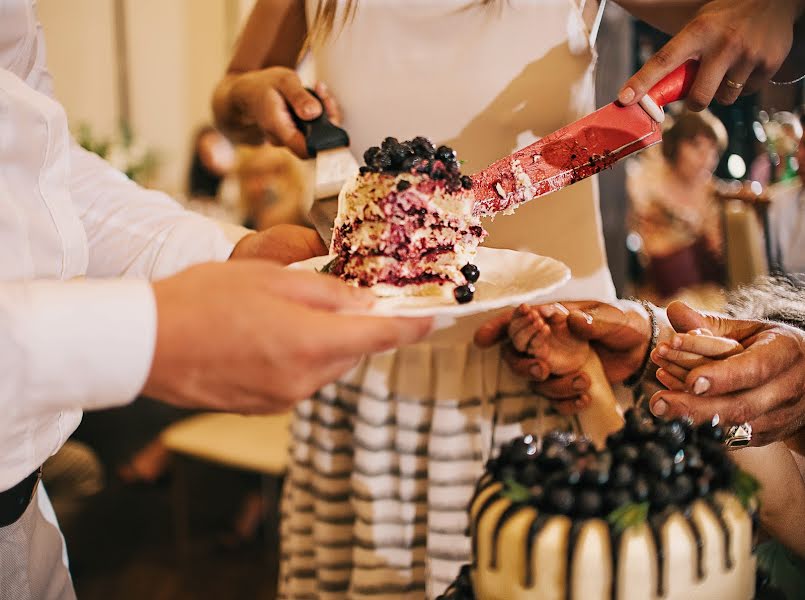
xmin=70 ymin=141 xmax=251 ymax=280
xmin=1 ymin=279 xmax=156 ymax=417
xmin=24 ymin=13 xmax=250 ymax=280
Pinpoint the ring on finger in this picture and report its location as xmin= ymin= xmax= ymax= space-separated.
xmin=724 ymin=422 xmax=752 ymax=449
xmin=724 ymin=78 xmax=745 ymax=90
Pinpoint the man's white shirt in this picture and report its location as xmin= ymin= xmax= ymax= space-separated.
xmin=0 ymin=0 xmax=248 ymax=491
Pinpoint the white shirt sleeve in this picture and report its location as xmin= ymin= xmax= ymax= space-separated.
xmin=1 ymin=278 xmax=156 ymax=416
xmin=70 ymin=140 xmax=251 ymax=280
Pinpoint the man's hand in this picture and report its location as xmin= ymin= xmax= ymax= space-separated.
xmin=230 ymin=224 xmax=327 ymax=266
xmin=619 ymin=0 xmax=804 ymax=110
xmin=143 ymin=261 xmax=431 ymax=414
xmin=649 ymin=301 xmax=805 ymax=445
xmin=475 ymin=301 xmax=652 ymax=414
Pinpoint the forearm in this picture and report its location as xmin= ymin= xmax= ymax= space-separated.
xmin=71 ymin=141 xmax=249 ymax=279
xmin=213 ymin=0 xmax=306 ymax=141
xmin=615 ymin=1 xmax=707 ymax=35
xmin=732 ymin=443 xmax=805 ymax=559
xmin=0 ymin=279 xmax=155 ymax=416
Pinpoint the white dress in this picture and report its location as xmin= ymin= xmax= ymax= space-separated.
xmin=280 ymin=2 xmax=616 ymax=598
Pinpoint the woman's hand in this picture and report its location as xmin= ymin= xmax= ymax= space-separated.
xmin=230 ymin=224 xmax=327 ymax=265
xmin=475 ymin=300 xmax=652 ymax=414
xmin=214 ymin=69 xmax=341 ymax=157
xmin=649 ymin=301 xmax=805 ymax=445
xmin=619 ymin=0 xmax=804 ymax=111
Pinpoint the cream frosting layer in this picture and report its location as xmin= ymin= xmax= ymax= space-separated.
xmin=330 ymin=170 xmax=486 ymax=295
xmin=469 ymin=480 xmax=755 ymax=600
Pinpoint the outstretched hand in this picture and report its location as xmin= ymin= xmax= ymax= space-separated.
xmin=649 ymin=301 xmax=805 ymax=445
xmin=475 ymin=300 xmax=652 ymax=414
xmin=230 ymin=224 xmax=327 ymax=265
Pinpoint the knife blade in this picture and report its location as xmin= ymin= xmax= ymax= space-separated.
xmin=471 ymin=61 xmax=699 ymax=217
xmin=296 ymin=91 xmax=358 ymax=246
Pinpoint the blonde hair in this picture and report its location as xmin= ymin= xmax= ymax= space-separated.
xmin=306 ymin=0 xmax=500 ymax=48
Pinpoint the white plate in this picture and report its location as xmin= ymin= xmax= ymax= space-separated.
xmin=288 ymin=247 xmax=571 ymax=320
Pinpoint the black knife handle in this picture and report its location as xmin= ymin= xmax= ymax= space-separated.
xmin=291 ymin=88 xmax=350 ymax=157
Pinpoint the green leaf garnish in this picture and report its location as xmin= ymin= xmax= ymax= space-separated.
xmin=607 ymin=502 xmax=649 ymax=533
xmin=502 ymin=478 xmax=530 ymax=504
xmin=732 ymin=469 xmax=761 ymax=510
xmin=317 ymin=258 xmax=337 ymax=274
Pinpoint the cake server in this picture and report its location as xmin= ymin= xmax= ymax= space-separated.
xmin=295 ymin=92 xmax=358 ymax=245
xmin=471 ymin=61 xmax=699 ymax=217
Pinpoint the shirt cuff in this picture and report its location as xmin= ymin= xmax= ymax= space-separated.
xmin=148 ymin=215 xmax=252 ymax=280
xmin=17 ymin=279 xmax=156 ymax=414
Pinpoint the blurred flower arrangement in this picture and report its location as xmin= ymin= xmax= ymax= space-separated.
xmin=76 ymin=122 xmax=159 ymax=185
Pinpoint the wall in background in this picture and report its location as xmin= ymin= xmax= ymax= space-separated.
xmin=38 ymin=0 xmax=255 ymax=194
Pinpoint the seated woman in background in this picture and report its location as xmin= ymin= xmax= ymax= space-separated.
xmin=237 ymin=145 xmax=309 ymax=230
xmin=183 ymin=125 xmax=240 ymax=223
xmin=628 ymin=110 xmax=728 ymax=304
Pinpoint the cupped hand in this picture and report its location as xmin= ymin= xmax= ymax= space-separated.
xmin=649 ymin=301 xmax=805 ymax=445
xmin=230 ymin=224 xmax=327 ymax=265
xmin=215 ymin=68 xmax=341 ymax=156
xmin=475 ymin=300 xmax=652 ymax=414
xmin=620 ymin=0 xmax=802 ymax=111
xmin=144 ymin=261 xmax=431 ymax=414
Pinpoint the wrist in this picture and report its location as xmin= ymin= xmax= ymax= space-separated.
xmin=623 ymin=299 xmax=665 ymax=388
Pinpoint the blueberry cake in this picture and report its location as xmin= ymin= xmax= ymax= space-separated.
xmin=329 ymin=137 xmax=486 ymax=302
xmin=440 ymin=409 xmax=757 ymax=600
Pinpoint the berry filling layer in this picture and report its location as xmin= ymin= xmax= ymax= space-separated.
xmin=330 ymin=137 xmax=486 ymax=299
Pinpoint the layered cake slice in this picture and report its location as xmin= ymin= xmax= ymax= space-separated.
xmin=329 ymin=137 xmax=486 ymax=302
xmin=439 ymin=408 xmax=758 ymax=600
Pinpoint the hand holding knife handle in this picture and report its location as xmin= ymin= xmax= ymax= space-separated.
xmin=291 ymin=88 xmax=350 ymax=157
xmin=637 ymin=60 xmax=700 ymax=124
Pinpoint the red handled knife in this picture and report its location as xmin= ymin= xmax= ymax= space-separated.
xmin=471 ymin=60 xmax=699 ymax=216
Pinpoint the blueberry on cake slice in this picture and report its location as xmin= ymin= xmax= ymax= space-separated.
xmin=329 ymin=137 xmax=486 ymax=302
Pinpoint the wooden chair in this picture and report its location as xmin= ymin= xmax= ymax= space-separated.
xmin=160 ymin=412 xmax=292 ymax=571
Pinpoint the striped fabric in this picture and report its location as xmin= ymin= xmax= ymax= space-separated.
xmin=278 ymin=342 xmax=576 ymax=600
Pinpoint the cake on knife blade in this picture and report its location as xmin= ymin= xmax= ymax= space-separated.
xmin=471 ymin=60 xmax=699 ymax=217
xmin=327 ymin=136 xmax=486 ymax=303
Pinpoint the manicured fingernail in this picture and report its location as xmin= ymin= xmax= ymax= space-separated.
xmin=579 ymin=311 xmax=593 ymax=325
xmin=693 ymin=377 xmax=710 ymax=395
xmin=303 ymin=102 xmax=318 ymax=117
xmin=657 ymin=344 xmax=668 ymax=357
xmin=671 ymin=336 xmax=682 ymax=349
xmin=618 ymin=87 xmax=635 ymax=104
xmin=529 ymin=365 xmax=543 ymax=380
xmin=572 ymin=376 xmax=587 ymax=391
xmin=652 ymin=398 xmax=668 ymax=417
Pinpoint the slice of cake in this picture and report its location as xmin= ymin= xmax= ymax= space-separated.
xmin=439 ymin=408 xmax=758 ymax=600
xmin=329 ymin=137 xmax=486 ymax=302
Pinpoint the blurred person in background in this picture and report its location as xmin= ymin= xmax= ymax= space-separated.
xmin=751 ymin=111 xmax=804 ymax=186
xmin=769 ymin=113 xmax=805 ymax=274
xmin=628 ymin=109 xmax=728 ymax=303
xmin=183 ymin=125 xmax=241 ymax=223
xmin=238 ymin=145 xmax=309 ymax=230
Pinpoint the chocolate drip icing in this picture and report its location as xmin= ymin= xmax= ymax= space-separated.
xmin=647 ymin=514 xmax=668 ymax=597
xmin=565 ymin=521 xmax=584 ymax=600
xmin=471 ymin=490 xmax=503 ymax=565
xmin=523 ymin=514 xmax=550 ymax=588
xmin=683 ymin=509 xmax=706 ymax=580
xmin=704 ymin=497 xmax=734 ymax=570
xmin=489 ymin=503 xmax=523 ymax=568
xmin=608 ymin=528 xmax=622 ymax=600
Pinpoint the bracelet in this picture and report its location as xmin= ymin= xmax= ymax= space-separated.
xmin=623 ymin=299 xmax=659 ymax=389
